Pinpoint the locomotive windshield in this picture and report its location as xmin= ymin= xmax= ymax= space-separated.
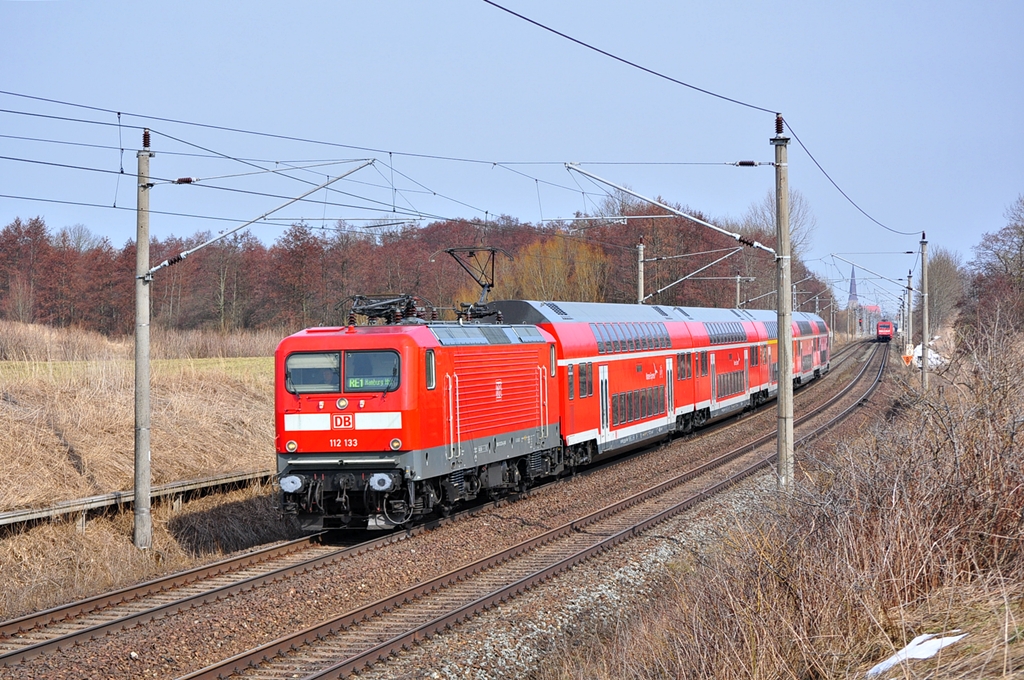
xmin=345 ymin=350 xmax=400 ymax=392
xmin=285 ymin=352 xmax=341 ymax=393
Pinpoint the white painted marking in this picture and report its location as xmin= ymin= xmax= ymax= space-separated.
xmin=355 ymin=412 xmax=403 ymax=430
xmin=284 ymin=413 xmax=331 ymax=431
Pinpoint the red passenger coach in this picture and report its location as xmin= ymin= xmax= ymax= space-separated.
xmin=275 ymin=300 xmax=830 ymax=530
xmin=876 ymin=320 xmax=893 ymax=342
xmin=492 ymin=301 xmax=829 ymax=461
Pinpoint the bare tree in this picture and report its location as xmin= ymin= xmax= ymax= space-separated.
xmin=918 ymin=246 xmax=966 ymax=335
xmin=58 ymin=224 xmax=105 ymax=253
xmin=970 ymin=193 xmax=1024 ymax=287
xmin=741 ymin=189 xmax=817 ymax=258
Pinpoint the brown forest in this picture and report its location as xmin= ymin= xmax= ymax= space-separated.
xmin=2 ymin=203 xmax=836 ymax=340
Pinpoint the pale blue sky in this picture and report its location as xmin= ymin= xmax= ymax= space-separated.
xmin=2 ymin=1 xmax=1021 ymax=313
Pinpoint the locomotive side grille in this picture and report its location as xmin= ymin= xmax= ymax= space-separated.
xmin=454 ymin=348 xmax=541 ymax=439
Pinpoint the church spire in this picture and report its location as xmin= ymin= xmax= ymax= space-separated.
xmin=848 ymin=266 xmax=859 ymax=307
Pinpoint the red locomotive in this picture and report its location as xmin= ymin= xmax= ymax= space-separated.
xmin=876 ymin=320 xmax=893 ymax=342
xmin=275 ymin=299 xmax=831 ymax=530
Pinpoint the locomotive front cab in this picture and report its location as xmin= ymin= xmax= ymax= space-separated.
xmin=275 ymin=329 xmax=424 ymax=530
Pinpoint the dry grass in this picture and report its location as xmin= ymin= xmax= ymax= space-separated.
xmin=0 ymin=320 xmax=284 ymax=362
xmin=0 ymin=356 xmax=274 ymax=510
xmin=545 ymin=330 xmax=1024 ymax=679
xmin=0 ymin=322 xmax=281 ymax=511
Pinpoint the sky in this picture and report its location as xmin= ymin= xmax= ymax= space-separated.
xmin=2 ymin=0 xmax=1022 ymax=316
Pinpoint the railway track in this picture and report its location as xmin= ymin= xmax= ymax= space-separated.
xmin=183 ymin=342 xmax=888 ymax=679
xmin=0 ymin=341 xmax=885 ymax=678
xmin=0 ymin=338 xmax=868 ymax=537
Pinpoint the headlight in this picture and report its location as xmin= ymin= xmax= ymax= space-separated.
xmin=336 ymin=398 xmax=349 ymax=410
xmin=390 ymin=438 xmax=402 ymax=451
xmin=280 ymin=475 xmax=304 ymax=493
xmin=285 ymin=440 xmax=298 ymax=453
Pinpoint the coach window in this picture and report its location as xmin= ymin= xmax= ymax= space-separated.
xmin=285 ymin=352 xmax=341 ymax=394
xmin=587 ymin=362 xmax=594 ymax=397
xmin=578 ymin=363 xmax=587 ymax=399
xmin=590 ymin=323 xmax=605 ymax=354
xmin=426 ymin=350 xmax=436 ymax=390
xmin=614 ymin=323 xmax=628 ymax=352
xmin=344 ymin=350 xmax=400 ymax=393
xmin=550 ymin=344 xmax=556 ymax=377
xmin=568 ymin=364 xmax=575 ymax=400
xmin=700 ymin=351 xmax=708 ymax=377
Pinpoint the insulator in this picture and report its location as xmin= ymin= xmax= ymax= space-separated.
xmin=394 ymin=307 xmax=403 ymax=323
xmin=736 ymin=160 xmax=757 ymax=167
xmin=775 ymin=115 xmax=784 ymax=135
xmin=143 ymin=128 xmax=151 ymax=149
xmin=497 ymin=311 xmax=503 ymax=323
xmin=431 ymin=308 xmax=438 ymax=321
xmin=175 ymin=177 xmax=195 ymax=184
xmin=348 ymin=312 xmax=356 ymax=326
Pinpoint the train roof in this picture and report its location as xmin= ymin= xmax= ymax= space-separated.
xmin=492 ymin=299 xmax=826 ymax=328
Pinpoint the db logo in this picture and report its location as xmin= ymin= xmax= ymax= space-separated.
xmin=332 ymin=414 xmax=354 ymax=429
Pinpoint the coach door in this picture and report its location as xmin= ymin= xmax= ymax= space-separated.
xmin=665 ymin=356 xmax=674 ymax=421
xmin=743 ymin=348 xmax=749 ymax=396
xmin=598 ymin=365 xmax=609 ymax=435
xmin=710 ymin=353 xmax=717 ymax=404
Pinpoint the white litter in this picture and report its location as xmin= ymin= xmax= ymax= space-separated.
xmin=866 ymin=631 xmax=967 ymax=676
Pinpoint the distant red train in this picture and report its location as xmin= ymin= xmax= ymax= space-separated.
xmin=876 ymin=320 xmax=893 ymax=342
xmin=275 ymin=300 xmax=831 ymax=530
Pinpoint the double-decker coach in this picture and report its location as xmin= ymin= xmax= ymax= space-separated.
xmin=491 ymin=300 xmax=830 ymax=468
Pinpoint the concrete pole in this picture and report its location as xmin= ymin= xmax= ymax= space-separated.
xmin=907 ymin=270 xmax=913 ymax=357
xmin=920 ymin=233 xmax=929 ymax=391
xmin=830 ymin=304 xmax=835 ymax=346
xmin=637 ymin=242 xmax=644 ymax=304
xmin=772 ymin=116 xmax=794 ymax=491
xmin=134 ymin=130 xmax=153 ymax=550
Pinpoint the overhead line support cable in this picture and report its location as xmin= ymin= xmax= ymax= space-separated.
xmin=148 ymin=160 xmax=375 ymax=276
xmin=566 ymin=163 xmax=776 ymax=255
xmin=480 ymin=0 xmax=775 ymax=114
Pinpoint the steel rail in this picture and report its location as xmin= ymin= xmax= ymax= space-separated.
xmin=181 ymin=344 xmax=885 ymax=680
xmin=0 ymin=469 xmax=273 ymax=529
